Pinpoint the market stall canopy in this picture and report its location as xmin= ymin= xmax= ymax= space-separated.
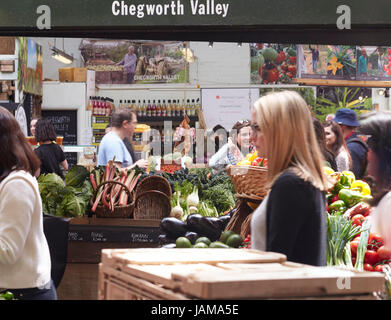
xmin=2 ymin=0 xmax=391 ymax=45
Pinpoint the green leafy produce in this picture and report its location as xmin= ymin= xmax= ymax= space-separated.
xmin=201 ymin=184 xmax=236 ymax=213
xmin=0 ymin=291 xmax=15 ymax=300
xmin=64 ymin=165 xmax=90 ymax=188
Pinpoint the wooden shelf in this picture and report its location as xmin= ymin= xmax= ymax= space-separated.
xmin=137 ymin=116 xmax=198 ymax=124
xmin=294 ymin=78 xmax=391 ymax=88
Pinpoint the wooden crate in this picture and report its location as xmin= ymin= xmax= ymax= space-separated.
xmin=73 ymin=68 xmax=87 ymax=82
xmin=59 ymin=68 xmax=74 ymax=82
xmin=99 ymin=248 xmax=386 ymax=300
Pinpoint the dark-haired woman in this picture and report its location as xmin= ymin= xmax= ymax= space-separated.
xmin=34 ymin=119 xmax=68 ymax=179
xmin=0 ymin=106 xmax=56 ymax=300
xmin=324 ymin=120 xmax=352 ymax=172
xmin=312 ymin=118 xmax=337 ymax=171
xmin=359 ymin=111 xmax=391 ymax=248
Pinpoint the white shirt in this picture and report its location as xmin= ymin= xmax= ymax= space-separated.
xmin=250 ymin=194 xmax=269 ymax=251
xmin=0 ymin=171 xmax=51 ymax=289
xmin=370 ymin=191 xmax=391 ymax=249
xmin=97 ymin=131 xmax=133 ymax=168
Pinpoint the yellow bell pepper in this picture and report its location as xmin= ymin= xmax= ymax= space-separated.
xmin=236 ymin=160 xmax=251 ymax=166
xmin=248 ymin=151 xmax=258 ymax=162
xmin=350 ymin=180 xmax=371 ymax=196
xmin=323 ymin=166 xmax=335 ymax=176
xmin=342 ymin=170 xmax=356 ymax=185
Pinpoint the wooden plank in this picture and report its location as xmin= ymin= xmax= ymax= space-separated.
xmin=172 ymin=266 xmax=385 ymax=299
xmin=101 ymin=248 xmax=287 ymax=266
xmin=294 ymin=78 xmax=391 ymax=88
xmin=69 ymin=216 xmax=161 ymax=227
xmin=0 ymin=37 xmax=15 ymax=55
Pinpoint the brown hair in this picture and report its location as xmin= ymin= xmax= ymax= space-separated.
xmin=324 ymin=120 xmax=352 ymax=168
xmin=0 ymin=106 xmax=41 ymax=182
xmin=35 ymin=118 xmax=57 ymax=142
xmin=111 ymin=108 xmax=136 ymax=128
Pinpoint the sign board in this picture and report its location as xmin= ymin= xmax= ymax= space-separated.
xmin=68 ymin=224 xmax=160 ymax=244
xmin=201 ymin=88 xmax=259 ymax=131
xmin=41 ymin=109 xmax=78 ymax=167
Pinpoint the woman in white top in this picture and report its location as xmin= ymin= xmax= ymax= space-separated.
xmin=0 ymin=106 xmax=56 ymax=300
xmin=359 ymin=111 xmax=391 ymax=249
xmin=324 ymin=120 xmax=352 ymax=172
xmin=209 ymin=120 xmax=252 ymax=170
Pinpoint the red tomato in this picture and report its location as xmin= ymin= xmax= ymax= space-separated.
xmin=350 ymin=240 xmax=360 ymax=255
xmin=351 ymin=214 xmax=365 ymax=227
xmin=289 ymin=56 xmax=296 ymax=64
xmin=274 ymin=51 xmax=286 ymax=64
xmin=364 ymin=263 xmax=374 ymax=272
xmin=374 ymin=264 xmax=384 ymax=272
xmin=331 ymin=195 xmax=339 ymax=203
xmin=364 ymin=250 xmax=380 ymax=265
xmin=288 ymin=65 xmax=297 ymax=74
xmin=251 ymin=157 xmax=263 ymax=166
xmin=377 ymin=246 xmax=391 ymax=260
xmin=367 ymin=233 xmax=384 ymax=251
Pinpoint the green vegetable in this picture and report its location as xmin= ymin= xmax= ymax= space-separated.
xmin=0 ymin=291 xmax=15 ymax=300
xmin=338 ymin=189 xmax=365 ymax=208
xmin=64 ymin=165 xmax=90 ymax=188
xmin=354 ymin=219 xmax=370 ymax=271
xmin=326 ymin=214 xmax=361 ymax=267
xmin=328 ymin=200 xmax=347 ymax=215
xmin=201 ymin=184 xmax=235 ymax=213
xmin=186 ymin=185 xmax=199 ymax=208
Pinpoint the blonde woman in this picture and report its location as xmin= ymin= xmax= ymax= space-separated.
xmin=250 ymin=91 xmax=329 ymax=266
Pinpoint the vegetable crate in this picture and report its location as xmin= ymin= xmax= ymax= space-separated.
xmin=98 ymin=248 xmax=385 ymax=300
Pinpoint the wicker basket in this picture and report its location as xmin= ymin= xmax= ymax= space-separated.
xmin=133 ymin=190 xmax=171 ymax=220
xmin=91 ymin=180 xmax=135 ymax=219
xmin=135 ymin=175 xmax=172 ymax=199
xmin=226 ymin=165 xmax=269 ymax=201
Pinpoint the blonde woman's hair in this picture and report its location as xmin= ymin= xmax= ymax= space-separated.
xmin=253 ymin=90 xmax=329 ymax=191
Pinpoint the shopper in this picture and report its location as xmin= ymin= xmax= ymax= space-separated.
xmin=359 ymin=111 xmax=391 ymax=248
xmin=208 ymin=120 xmax=251 ymax=170
xmin=0 ymin=106 xmax=56 ymax=300
xmin=97 ymin=108 xmax=148 ymax=170
xmin=34 ymin=118 xmax=68 ymax=179
xmin=30 ymin=117 xmax=40 ymax=137
xmin=333 ymin=108 xmax=368 ymax=179
xmin=250 ymin=91 xmax=329 ymax=266
xmin=324 ymin=120 xmax=352 ymax=172
xmin=312 ymin=117 xmax=337 ymax=171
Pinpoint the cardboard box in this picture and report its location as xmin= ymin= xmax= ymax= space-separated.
xmin=59 ymin=68 xmax=74 ymax=82
xmin=73 ymin=68 xmax=87 ymax=82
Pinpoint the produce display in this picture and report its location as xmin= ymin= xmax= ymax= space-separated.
xmin=236 ymin=150 xmax=268 ymax=167
xmin=325 ymin=167 xmax=391 ymax=273
xmin=0 ymin=291 xmax=14 ymax=300
xmin=159 ymin=210 xmax=235 ymax=247
xmin=38 ymin=165 xmax=93 ymax=217
xmin=175 ymin=230 xmax=244 ymax=249
xmin=90 ymin=160 xmax=142 ymax=213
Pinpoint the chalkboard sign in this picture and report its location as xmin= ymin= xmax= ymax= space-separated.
xmin=42 ymin=110 xmax=78 ymax=167
xmin=68 ymin=225 xmax=160 ymax=244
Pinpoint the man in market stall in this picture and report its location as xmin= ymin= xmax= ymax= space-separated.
xmin=97 ymin=108 xmax=148 ymax=170
xmin=333 ymin=108 xmax=368 ymax=179
xmin=116 ymin=45 xmax=138 ymax=84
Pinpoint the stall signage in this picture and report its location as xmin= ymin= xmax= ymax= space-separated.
xmin=0 ymin=0 xmax=390 ymax=29
xmin=68 ymin=225 xmax=161 ymax=244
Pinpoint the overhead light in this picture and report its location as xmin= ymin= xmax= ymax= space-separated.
xmin=51 ymin=46 xmax=73 ymax=64
xmin=378 ymin=88 xmax=385 ymax=96
xmin=358 ymin=95 xmax=364 ymax=101
xmin=237 ymin=42 xmax=242 ymax=47
xmin=208 ymin=42 xmax=213 ymax=48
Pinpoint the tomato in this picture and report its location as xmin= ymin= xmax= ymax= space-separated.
xmin=377 ymin=246 xmax=391 ymax=260
xmin=331 ymin=195 xmax=339 ymax=203
xmin=274 ymin=51 xmax=286 ymax=64
xmin=351 ymin=214 xmax=365 ymax=227
xmin=289 ymin=56 xmax=296 ymax=64
xmin=364 ymin=263 xmax=374 ymax=272
xmin=364 ymin=250 xmax=380 ymax=265
xmin=367 ymin=233 xmax=384 ymax=251
xmin=288 ymin=65 xmax=297 ymax=74
xmin=265 ymin=68 xmax=279 ymax=83
xmin=286 ymin=72 xmax=293 ymax=79
xmin=350 ymin=240 xmax=360 ymax=255
xmin=374 ymin=264 xmax=384 ymax=273
xmin=251 ymin=157 xmax=264 ymax=166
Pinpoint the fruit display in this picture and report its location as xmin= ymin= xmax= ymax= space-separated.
xmin=236 ymin=150 xmax=267 ymax=168
xmin=173 ymin=230 xmax=244 ymax=249
xmin=250 ymin=44 xmax=297 ymax=84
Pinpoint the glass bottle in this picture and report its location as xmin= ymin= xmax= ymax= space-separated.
xmin=157 ymin=99 xmax=162 ymax=117
xmin=167 ymin=99 xmax=172 ymax=117
xmin=162 ymin=100 xmax=167 ymax=117
xmin=147 ymin=100 xmax=152 ymax=117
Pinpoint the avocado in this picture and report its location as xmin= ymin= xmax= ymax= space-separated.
xmin=209 ymin=241 xmax=230 ymax=248
xmin=226 ymin=234 xmax=243 ymax=248
xmin=220 ymin=230 xmax=235 ymax=244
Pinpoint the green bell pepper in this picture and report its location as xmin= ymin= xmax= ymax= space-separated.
xmin=338 ymin=188 xmax=364 ymax=208
xmin=328 ymin=200 xmax=347 ymax=214
xmin=331 ymin=173 xmax=352 ymax=195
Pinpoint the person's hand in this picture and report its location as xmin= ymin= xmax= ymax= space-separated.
xmin=134 ymin=159 xmax=148 ymax=169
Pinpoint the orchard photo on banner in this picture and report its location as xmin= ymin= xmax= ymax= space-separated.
xmin=80 ymin=39 xmax=189 ymax=85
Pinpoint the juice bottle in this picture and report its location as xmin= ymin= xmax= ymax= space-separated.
xmin=142 ymin=100 xmax=147 ymax=117
xmin=162 ymin=100 xmax=167 ymax=117
xmin=167 ymin=99 xmax=172 ymax=117
xmin=157 ymin=99 xmax=162 ymax=117
xmin=147 ymin=100 xmax=152 ymax=117
xmin=152 ymin=100 xmax=157 ymax=117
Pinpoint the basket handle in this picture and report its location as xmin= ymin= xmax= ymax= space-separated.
xmin=92 ymin=180 xmax=132 ymax=203
xmin=135 ymin=190 xmax=169 ymax=206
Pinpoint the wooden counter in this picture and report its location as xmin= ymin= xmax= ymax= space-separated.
xmin=57 ymin=217 xmax=161 ymax=300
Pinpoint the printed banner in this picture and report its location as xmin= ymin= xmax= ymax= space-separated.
xmin=356 ymin=46 xmax=391 ymax=80
xmin=80 ymin=39 xmax=189 ymax=85
xmin=17 ymin=37 xmax=43 ymax=96
xmin=250 ymin=43 xmax=297 ymax=84
xmin=298 ymin=45 xmax=357 ymax=80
